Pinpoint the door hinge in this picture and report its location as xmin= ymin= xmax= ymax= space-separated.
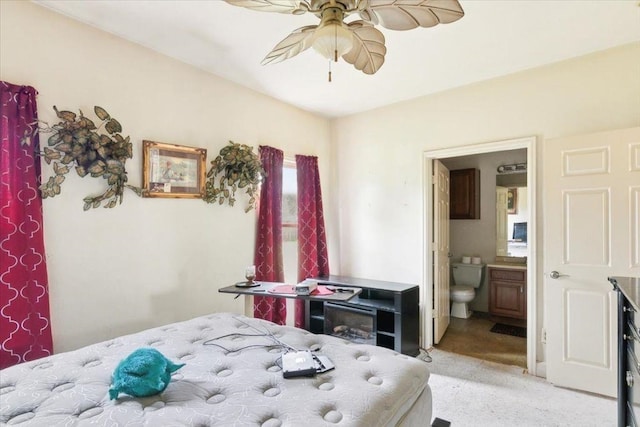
xmin=432 ymin=309 xmax=438 ymax=318
xmin=541 ymin=328 xmax=547 ymax=344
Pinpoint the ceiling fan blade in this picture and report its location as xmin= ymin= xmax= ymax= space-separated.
xmin=358 ymin=5 xmax=379 ymax=25
xmin=342 ymin=21 xmax=386 ymax=75
xmin=261 ymin=25 xmax=317 ymax=65
xmin=356 ymin=0 xmax=379 ymax=24
xmin=369 ymin=0 xmax=464 ymax=31
xmin=224 ymin=0 xmax=309 ymax=14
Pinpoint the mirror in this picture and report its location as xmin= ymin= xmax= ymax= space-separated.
xmin=496 ymin=172 xmax=528 ymax=257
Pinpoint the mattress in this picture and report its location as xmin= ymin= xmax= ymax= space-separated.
xmin=0 ymin=312 xmax=431 ymax=426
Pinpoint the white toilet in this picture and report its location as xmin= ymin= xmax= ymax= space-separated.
xmin=450 ymin=262 xmax=485 ymax=319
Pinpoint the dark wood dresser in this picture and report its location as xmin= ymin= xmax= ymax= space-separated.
xmin=610 ymin=276 xmax=640 ymax=427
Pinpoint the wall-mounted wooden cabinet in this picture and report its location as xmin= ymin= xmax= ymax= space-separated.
xmin=450 ymin=168 xmax=480 ymax=219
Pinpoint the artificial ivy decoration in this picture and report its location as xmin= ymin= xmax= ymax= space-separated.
xmin=203 ymin=141 xmax=264 ymax=212
xmin=39 ymin=106 xmax=141 ymax=210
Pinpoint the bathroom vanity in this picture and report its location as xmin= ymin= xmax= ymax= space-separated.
xmin=487 ymin=263 xmax=527 ymax=319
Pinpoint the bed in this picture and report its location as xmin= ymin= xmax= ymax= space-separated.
xmin=0 ymin=312 xmax=431 ymax=426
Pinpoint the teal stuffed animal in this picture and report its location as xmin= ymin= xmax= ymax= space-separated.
xmin=109 ymin=348 xmax=185 ymax=400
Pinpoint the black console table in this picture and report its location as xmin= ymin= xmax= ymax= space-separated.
xmin=303 ymin=275 xmax=420 ymax=356
xmin=610 ymin=276 xmax=640 ymax=427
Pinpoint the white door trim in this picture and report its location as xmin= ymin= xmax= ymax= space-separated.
xmin=422 ymin=136 xmax=538 ymax=375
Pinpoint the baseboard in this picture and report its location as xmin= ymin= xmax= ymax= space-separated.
xmin=536 ymin=361 xmax=546 ymax=378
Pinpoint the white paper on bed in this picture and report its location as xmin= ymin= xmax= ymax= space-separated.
xmin=0 ymin=313 xmax=431 ymax=426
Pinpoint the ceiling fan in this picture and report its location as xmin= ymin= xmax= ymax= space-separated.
xmin=224 ymin=0 xmax=464 ymax=78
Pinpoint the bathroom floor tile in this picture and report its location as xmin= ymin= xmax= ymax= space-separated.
xmin=434 ymin=312 xmax=527 ymax=368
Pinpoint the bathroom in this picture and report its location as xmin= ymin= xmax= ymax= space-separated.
xmin=435 ymin=148 xmax=528 ymax=368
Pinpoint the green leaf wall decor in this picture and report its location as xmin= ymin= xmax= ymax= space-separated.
xmin=38 ymin=105 xmax=141 ymax=210
xmin=203 ymin=141 xmax=264 ymax=212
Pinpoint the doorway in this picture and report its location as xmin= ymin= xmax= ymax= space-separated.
xmin=422 ymin=136 xmax=538 ymax=375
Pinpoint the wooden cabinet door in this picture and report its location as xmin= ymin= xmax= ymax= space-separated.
xmin=450 ymin=168 xmax=480 ymax=219
xmin=490 ymin=279 xmax=526 ymax=319
xmin=489 ymin=267 xmax=527 ymax=319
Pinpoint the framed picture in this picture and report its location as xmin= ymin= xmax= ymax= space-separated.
xmin=507 ymin=187 xmax=518 ymax=214
xmin=142 ymin=140 xmax=207 ymax=198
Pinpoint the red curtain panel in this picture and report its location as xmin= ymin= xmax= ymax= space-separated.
xmin=0 ymin=81 xmax=53 ymax=368
xmin=295 ymin=155 xmax=329 ymax=328
xmin=253 ymin=145 xmax=286 ymax=324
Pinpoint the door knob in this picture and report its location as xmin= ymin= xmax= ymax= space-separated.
xmin=550 ymin=271 xmax=569 ymax=279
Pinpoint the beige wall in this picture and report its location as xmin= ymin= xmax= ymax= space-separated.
xmin=332 ymin=42 xmax=640 ymax=361
xmin=0 ymin=1 xmax=334 ymax=352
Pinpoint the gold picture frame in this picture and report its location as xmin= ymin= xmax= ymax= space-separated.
xmin=507 ymin=187 xmax=518 ymax=214
xmin=142 ymin=140 xmax=206 ymax=198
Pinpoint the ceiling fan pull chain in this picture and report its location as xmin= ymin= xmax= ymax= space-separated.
xmin=328 ymin=59 xmax=332 ymax=83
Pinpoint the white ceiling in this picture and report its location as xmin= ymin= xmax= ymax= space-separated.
xmin=34 ymin=0 xmax=640 ymax=118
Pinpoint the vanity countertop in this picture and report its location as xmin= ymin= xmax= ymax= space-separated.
xmin=486 ymin=262 xmax=527 ymax=270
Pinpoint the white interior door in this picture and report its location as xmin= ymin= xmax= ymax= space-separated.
xmin=496 ymin=186 xmax=508 ymax=256
xmin=433 ymin=160 xmax=450 ymax=344
xmin=545 ymin=127 xmax=640 ymax=397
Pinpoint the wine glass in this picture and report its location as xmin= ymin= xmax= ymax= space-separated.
xmin=245 ymin=265 xmax=256 ymax=284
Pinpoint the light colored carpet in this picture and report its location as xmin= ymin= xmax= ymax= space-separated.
xmin=421 ymin=348 xmax=616 ymax=426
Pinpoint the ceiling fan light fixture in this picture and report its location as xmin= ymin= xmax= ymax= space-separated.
xmin=225 ymin=0 xmax=464 ymax=77
xmin=312 ymin=22 xmax=353 ymax=61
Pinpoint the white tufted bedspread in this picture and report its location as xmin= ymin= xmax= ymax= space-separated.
xmin=0 ymin=313 xmax=431 ymax=426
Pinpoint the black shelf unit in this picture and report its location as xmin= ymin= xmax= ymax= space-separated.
xmin=304 ymin=275 xmax=420 ymax=356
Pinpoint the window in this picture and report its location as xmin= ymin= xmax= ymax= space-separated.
xmin=282 ymin=163 xmax=298 ymax=284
